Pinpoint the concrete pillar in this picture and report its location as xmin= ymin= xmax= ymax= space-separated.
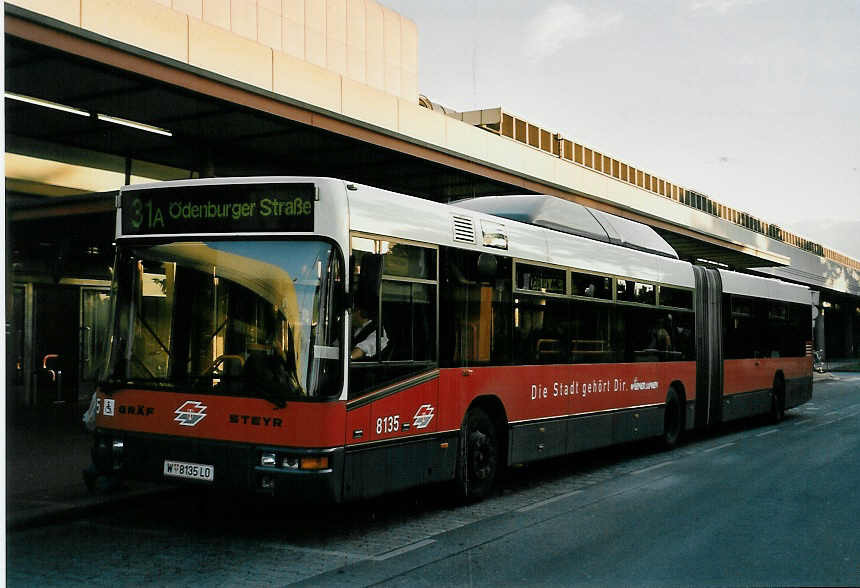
xmin=811 ymin=292 xmax=825 ymax=357
xmin=815 ymin=306 xmax=826 ymax=357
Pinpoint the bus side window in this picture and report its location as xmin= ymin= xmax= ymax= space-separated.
xmin=726 ymin=295 xmax=760 ymax=359
xmin=514 ymin=296 xmax=569 ymax=365
xmin=349 ymin=237 xmax=438 ymax=400
xmin=785 ymin=302 xmax=809 ymax=357
xmin=350 ymin=251 xmax=383 ymax=362
xmin=442 ymin=249 xmax=511 ymax=367
xmin=348 ymin=247 xmax=383 ymax=398
xmin=569 ymin=299 xmax=614 ymax=364
xmin=381 ymin=281 xmax=435 ymax=361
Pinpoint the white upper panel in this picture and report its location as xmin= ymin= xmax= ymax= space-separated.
xmin=720 ymin=269 xmax=811 ymax=305
xmin=120 ymin=177 xmax=761 ymax=293
xmin=346 ymin=181 xmax=695 ymax=288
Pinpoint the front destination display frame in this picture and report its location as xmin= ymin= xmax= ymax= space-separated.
xmin=121 ymin=183 xmax=315 ymax=235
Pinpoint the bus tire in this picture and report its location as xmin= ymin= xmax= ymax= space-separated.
xmin=770 ymin=375 xmax=786 ymax=423
xmin=455 ymin=407 xmax=498 ymax=501
xmin=661 ymin=386 xmax=683 ymax=449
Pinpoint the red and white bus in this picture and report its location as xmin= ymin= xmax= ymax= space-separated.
xmin=90 ymin=177 xmax=812 ymax=501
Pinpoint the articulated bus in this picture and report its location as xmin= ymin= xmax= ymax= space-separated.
xmin=90 ymin=177 xmax=812 ymax=502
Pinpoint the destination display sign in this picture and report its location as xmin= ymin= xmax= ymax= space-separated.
xmin=120 ymin=182 xmax=315 ymax=235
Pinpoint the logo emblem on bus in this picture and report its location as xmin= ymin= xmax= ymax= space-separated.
xmin=174 ymin=401 xmax=208 ymax=427
xmin=412 ymin=404 xmax=435 ymax=429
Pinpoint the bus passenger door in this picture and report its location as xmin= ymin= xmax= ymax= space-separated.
xmin=343 ymin=375 xmax=441 ymax=500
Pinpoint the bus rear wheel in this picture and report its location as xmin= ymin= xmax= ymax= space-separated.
xmin=770 ymin=376 xmax=786 ymax=423
xmin=661 ymin=387 xmax=683 ymax=449
xmin=455 ymin=407 xmax=498 ymax=501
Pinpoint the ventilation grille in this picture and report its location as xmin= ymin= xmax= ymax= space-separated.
xmin=452 ymin=215 xmax=476 ymax=243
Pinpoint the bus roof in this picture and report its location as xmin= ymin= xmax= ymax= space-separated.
xmin=345 ymin=182 xmax=695 ymax=289
xmin=719 ymin=269 xmax=811 ymax=305
xmin=453 ymin=195 xmax=679 ymax=260
xmin=115 ymin=178 xmax=812 ymax=304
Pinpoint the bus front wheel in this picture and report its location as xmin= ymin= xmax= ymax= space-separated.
xmin=455 ymin=407 xmax=498 ymax=501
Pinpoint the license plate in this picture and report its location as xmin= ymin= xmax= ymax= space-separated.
xmin=163 ymin=460 xmax=214 ymax=482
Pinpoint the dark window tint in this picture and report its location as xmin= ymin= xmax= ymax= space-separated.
xmin=382 ymin=281 xmax=436 ymax=361
xmin=617 ymin=279 xmax=655 ymax=304
xmin=441 ymin=249 xmax=512 ymax=367
xmin=785 ymin=302 xmax=810 ymax=357
xmin=382 ymin=242 xmax=436 ymax=279
xmin=725 ymin=295 xmax=760 ymax=359
xmin=617 ymin=307 xmax=693 ymax=362
xmin=769 ymin=302 xmax=787 ymax=321
xmin=569 ymin=300 xmax=616 ymax=363
xmin=732 ymin=298 xmax=753 ymax=318
xmin=514 ymin=295 xmax=569 ymax=364
xmin=660 ymin=286 xmax=693 ymax=309
xmin=571 ymin=271 xmax=612 ymax=299
xmin=723 ymin=296 xmax=807 ymax=359
xmin=767 ymin=301 xmax=808 ymax=358
xmin=516 ymin=264 xmax=565 ymax=295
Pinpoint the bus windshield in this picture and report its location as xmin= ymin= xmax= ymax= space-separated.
xmin=104 ymin=240 xmax=344 ymax=404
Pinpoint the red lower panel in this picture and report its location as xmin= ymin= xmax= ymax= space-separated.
xmin=724 ymin=357 xmax=812 ymax=396
xmin=346 ymin=376 xmax=440 ymax=446
xmin=98 ymin=361 xmax=701 ymax=450
xmin=435 ymin=362 xmax=696 ymax=432
xmin=95 ymin=390 xmax=346 ymax=447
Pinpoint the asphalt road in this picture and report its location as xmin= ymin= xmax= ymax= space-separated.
xmin=7 ymin=375 xmax=860 ymax=587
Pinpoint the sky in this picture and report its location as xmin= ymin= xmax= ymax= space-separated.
xmin=382 ymin=0 xmax=860 ymax=259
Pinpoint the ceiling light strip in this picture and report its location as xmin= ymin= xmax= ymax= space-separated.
xmin=96 ymin=114 xmax=173 ymax=137
xmin=4 ymin=91 xmax=89 ymax=117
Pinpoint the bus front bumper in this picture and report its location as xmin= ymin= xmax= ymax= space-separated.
xmin=92 ymin=429 xmax=344 ymax=503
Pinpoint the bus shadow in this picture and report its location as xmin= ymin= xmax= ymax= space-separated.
xmin=497 ymin=409 xmax=798 ymax=501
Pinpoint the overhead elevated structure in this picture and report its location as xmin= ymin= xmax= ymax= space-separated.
xmin=454 ymin=107 xmax=859 ymax=274
xmin=5 ymin=0 xmax=857 ymax=297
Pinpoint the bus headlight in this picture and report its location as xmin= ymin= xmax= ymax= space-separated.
xmin=258 ymin=451 xmax=330 ymax=470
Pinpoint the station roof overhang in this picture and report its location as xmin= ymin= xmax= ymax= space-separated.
xmin=653 ymin=230 xmax=788 ymax=269
xmin=5 ymin=6 xmax=786 ymax=272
